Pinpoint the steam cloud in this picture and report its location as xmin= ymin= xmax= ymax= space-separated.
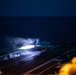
xmin=0 ymin=36 xmax=36 ymax=52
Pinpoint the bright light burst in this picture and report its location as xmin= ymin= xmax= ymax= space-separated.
xmin=18 ymin=45 xmax=35 ymax=50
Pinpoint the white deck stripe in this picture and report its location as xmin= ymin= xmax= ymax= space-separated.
xmin=22 ymin=47 xmax=76 ymax=75
xmin=37 ymin=63 xmax=58 ymax=75
xmin=37 ymin=48 xmax=76 ymax=75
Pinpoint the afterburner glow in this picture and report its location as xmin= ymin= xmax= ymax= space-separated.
xmin=18 ymin=45 xmax=35 ymax=50
xmin=59 ymin=57 xmax=76 ymax=75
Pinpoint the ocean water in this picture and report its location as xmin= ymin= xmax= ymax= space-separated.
xmin=0 ymin=17 xmax=76 ymax=53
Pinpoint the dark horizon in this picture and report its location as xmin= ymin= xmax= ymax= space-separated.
xmin=0 ymin=17 xmax=76 ymax=42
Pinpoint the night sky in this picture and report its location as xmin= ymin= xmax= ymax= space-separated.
xmin=0 ymin=0 xmax=76 ymax=42
xmin=0 ymin=0 xmax=76 ymax=16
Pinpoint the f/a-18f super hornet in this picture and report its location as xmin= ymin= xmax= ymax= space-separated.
xmin=0 ymin=38 xmax=52 ymax=61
